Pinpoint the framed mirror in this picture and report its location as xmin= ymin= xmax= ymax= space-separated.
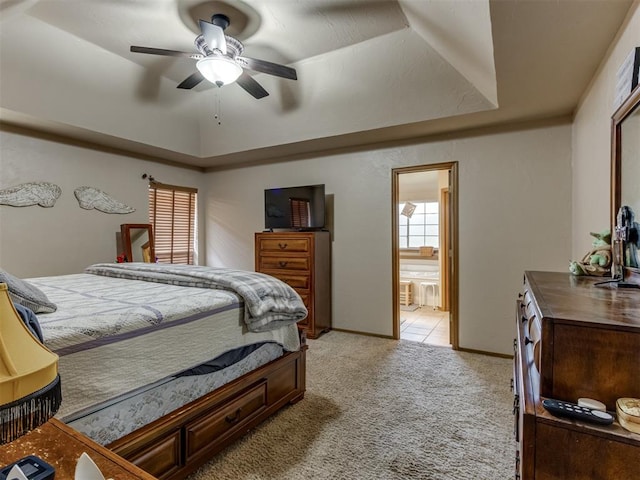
xmin=121 ymin=223 xmax=155 ymax=263
xmin=611 ymin=85 xmax=640 ymax=283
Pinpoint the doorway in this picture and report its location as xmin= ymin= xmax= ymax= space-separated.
xmin=392 ymin=163 xmax=458 ymax=349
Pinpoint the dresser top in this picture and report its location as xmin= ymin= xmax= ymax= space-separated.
xmin=525 ymin=271 xmax=640 ymax=329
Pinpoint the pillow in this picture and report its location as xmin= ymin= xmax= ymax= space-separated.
xmin=0 ymin=269 xmax=57 ymax=313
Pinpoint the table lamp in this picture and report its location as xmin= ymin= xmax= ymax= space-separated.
xmin=0 ymin=283 xmax=61 ymax=444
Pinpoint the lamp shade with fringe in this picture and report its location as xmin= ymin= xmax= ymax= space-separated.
xmin=0 ymin=283 xmax=61 ymax=444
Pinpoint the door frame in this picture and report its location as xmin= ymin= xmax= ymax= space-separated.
xmin=391 ymin=162 xmax=459 ymax=349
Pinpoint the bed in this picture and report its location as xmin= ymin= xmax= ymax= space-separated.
xmin=17 ymin=262 xmax=309 ymax=479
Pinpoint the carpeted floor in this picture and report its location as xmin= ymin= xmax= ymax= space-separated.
xmin=188 ymin=331 xmax=514 ymax=480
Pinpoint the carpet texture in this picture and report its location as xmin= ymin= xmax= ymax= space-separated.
xmin=188 ymin=331 xmax=514 ymax=480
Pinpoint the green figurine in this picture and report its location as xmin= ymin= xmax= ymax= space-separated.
xmin=569 ymin=229 xmax=612 ymax=276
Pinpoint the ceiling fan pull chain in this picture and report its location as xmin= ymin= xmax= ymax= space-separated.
xmin=214 ymin=90 xmax=222 ymax=126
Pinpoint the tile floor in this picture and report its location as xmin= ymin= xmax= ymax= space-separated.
xmin=400 ymin=305 xmax=450 ymax=346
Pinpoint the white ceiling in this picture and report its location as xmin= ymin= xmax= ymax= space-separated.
xmin=0 ymin=0 xmax=633 ymax=170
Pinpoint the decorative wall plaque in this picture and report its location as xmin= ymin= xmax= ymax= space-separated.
xmin=74 ymin=186 xmax=135 ymax=214
xmin=0 ymin=182 xmax=62 ymax=207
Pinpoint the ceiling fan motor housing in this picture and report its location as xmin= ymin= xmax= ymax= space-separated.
xmin=224 ymin=36 xmax=244 ymax=57
xmin=212 ymin=14 xmax=230 ymax=30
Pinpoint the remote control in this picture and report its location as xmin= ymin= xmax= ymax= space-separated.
xmin=542 ymin=398 xmax=614 ymax=425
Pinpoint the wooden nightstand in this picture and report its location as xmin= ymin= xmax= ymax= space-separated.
xmin=0 ymin=419 xmax=156 ymax=480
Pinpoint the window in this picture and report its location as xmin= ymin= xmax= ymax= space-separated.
xmin=399 ymin=201 xmax=439 ymax=249
xmin=148 ymin=182 xmax=197 ymax=264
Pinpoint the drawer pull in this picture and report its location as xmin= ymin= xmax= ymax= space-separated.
xmin=279 ymin=261 xmax=288 ymax=268
xmin=521 ymin=315 xmax=527 ymax=324
xmin=225 ymin=408 xmax=242 ymax=424
xmin=278 ymin=243 xmax=288 ymax=250
xmin=524 ymin=336 xmax=533 ymax=346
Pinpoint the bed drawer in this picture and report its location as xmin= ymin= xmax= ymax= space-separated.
xmin=126 ymin=429 xmax=182 ymax=480
xmin=257 ymin=237 xmax=311 ymax=253
xmin=259 ymin=256 xmax=310 ymax=271
xmin=185 ymin=381 xmax=267 ymax=461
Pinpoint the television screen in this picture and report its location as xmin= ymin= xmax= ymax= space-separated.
xmin=265 ymin=184 xmax=325 ymax=230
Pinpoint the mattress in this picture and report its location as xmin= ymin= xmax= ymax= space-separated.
xmin=29 ymin=273 xmax=300 ymax=418
xmin=63 ymin=342 xmax=285 ymax=445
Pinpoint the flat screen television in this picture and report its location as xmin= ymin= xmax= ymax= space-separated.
xmin=264 ymin=184 xmax=325 ymax=230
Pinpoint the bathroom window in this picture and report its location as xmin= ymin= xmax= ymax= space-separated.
xmin=399 ymin=201 xmax=439 ymax=248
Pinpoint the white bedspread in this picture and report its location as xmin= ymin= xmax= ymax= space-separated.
xmin=29 ymin=273 xmax=300 ymax=417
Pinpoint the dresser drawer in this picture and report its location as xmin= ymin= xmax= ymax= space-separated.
xmin=265 ymin=272 xmax=310 ymax=290
xmin=259 ymin=256 xmax=310 ymax=271
xmin=298 ymin=292 xmax=310 ymax=308
xmin=257 ymin=237 xmax=310 ymax=253
xmin=519 ymin=289 xmax=542 ymax=376
xmin=185 ymin=381 xmax=267 ymax=461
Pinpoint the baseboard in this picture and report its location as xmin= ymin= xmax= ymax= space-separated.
xmin=328 ymin=328 xmax=394 ymax=340
xmin=457 ymin=346 xmax=513 ymax=359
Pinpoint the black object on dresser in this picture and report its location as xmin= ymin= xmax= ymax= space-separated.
xmin=255 ymin=231 xmax=331 ymax=338
xmin=513 ymin=271 xmax=640 ymax=480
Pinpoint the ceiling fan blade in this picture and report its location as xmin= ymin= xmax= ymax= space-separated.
xmin=130 ymin=46 xmax=202 ymax=59
xmin=236 ymin=72 xmax=269 ymax=99
xmin=177 ymin=71 xmax=205 ymax=89
xmin=199 ymin=19 xmax=227 ymax=54
xmin=236 ymin=56 xmax=297 ymax=80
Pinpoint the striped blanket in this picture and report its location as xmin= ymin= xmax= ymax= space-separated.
xmin=85 ymin=263 xmax=307 ymax=332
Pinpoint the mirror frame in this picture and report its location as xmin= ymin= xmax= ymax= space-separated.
xmin=611 ymin=84 xmax=640 ymax=282
xmin=121 ymin=223 xmax=155 ymax=263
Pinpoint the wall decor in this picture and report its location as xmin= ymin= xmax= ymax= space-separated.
xmin=74 ymin=186 xmax=135 ymax=214
xmin=0 ymin=182 xmax=62 ymax=207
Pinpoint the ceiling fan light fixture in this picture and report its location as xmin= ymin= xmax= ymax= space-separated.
xmin=196 ymin=56 xmax=243 ymax=86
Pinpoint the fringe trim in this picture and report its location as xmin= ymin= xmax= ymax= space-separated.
xmin=0 ymin=375 xmax=62 ymax=444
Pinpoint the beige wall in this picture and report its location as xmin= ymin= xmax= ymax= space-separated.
xmin=204 ymin=122 xmax=572 ymax=355
xmin=572 ymin=2 xmax=640 ymax=257
xmin=0 ymin=128 xmax=205 ymax=277
xmin=0 ymin=112 xmax=573 ymax=356
xmin=10 ymin=0 xmax=637 ymax=352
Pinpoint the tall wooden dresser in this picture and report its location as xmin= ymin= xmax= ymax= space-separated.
xmin=255 ymin=231 xmax=331 ymax=338
xmin=513 ymin=271 xmax=640 ymax=479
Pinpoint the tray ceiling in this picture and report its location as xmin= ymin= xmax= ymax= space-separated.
xmin=0 ymin=0 xmax=633 ymax=169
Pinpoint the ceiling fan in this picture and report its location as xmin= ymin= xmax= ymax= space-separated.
xmin=130 ymin=13 xmax=297 ymax=99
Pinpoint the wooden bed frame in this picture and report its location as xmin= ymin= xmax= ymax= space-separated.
xmin=107 ymin=337 xmax=307 ymax=479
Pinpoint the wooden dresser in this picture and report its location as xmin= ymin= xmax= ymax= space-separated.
xmin=255 ymin=231 xmax=331 ymax=338
xmin=513 ymin=271 xmax=640 ymax=479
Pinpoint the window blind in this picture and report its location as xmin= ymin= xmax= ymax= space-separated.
xmin=148 ymin=182 xmax=197 ymax=264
